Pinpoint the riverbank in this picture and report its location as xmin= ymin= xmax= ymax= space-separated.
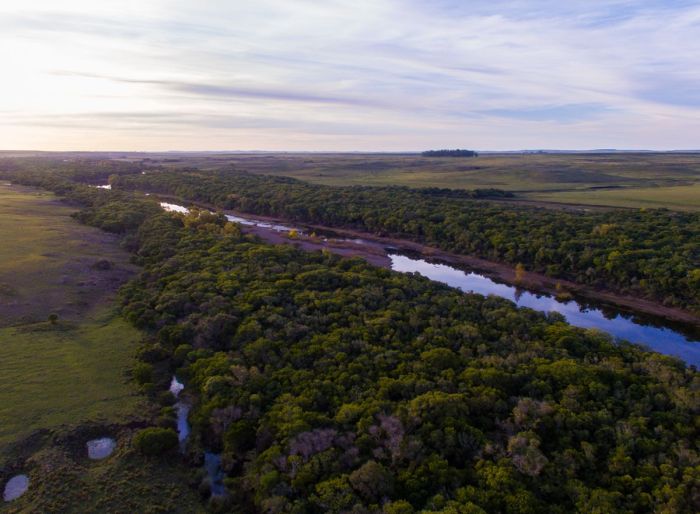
xmin=153 ymin=192 xmax=700 ymax=328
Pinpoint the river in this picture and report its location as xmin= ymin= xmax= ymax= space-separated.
xmin=390 ymin=254 xmax=699 ymax=366
xmin=160 ymin=201 xmax=699 ymax=366
xmin=170 ymin=376 xmax=226 ymax=497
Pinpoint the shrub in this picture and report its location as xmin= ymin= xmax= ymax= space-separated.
xmin=132 ymin=362 xmax=153 ymax=385
xmin=92 ymin=259 xmax=113 ymax=270
xmin=133 ymin=427 xmax=178 ymax=456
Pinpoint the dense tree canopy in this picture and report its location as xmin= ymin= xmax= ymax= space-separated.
xmin=111 ymin=169 xmax=700 ymax=313
xmin=421 ymin=150 xmax=479 ymax=157
xmin=2 ymin=161 xmax=699 ymax=513
xmin=128 ymin=217 xmax=698 ymax=513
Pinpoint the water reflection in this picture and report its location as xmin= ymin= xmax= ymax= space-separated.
xmin=390 ymin=254 xmax=700 ymax=366
xmin=86 ymin=438 xmax=116 ymax=460
xmin=3 ymin=475 xmax=29 ymax=502
xmin=170 ymin=376 xmax=191 ymax=448
xmin=204 ymin=452 xmax=227 ymax=497
xmin=160 ymin=202 xmax=301 ymax=233
xmin=224 ymin=214 xmax=300 ymax=233
xmin=156 ymin=202 xmax=699 ymax=367
xmin=160 ymin=202 xmax=189 ymax=214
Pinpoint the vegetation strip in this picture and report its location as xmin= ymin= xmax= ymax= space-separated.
xmin=111 ymin=169 xmax=700 ymax=315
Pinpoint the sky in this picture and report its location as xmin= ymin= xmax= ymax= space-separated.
xmin=1 ymin=0 xmax=699 ymax=151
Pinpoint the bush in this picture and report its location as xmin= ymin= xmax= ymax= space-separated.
xmin=132 ymin=362 xmax=153 ymax=385
xmin=133 ymin=427 xmax=178 ymax=456
xmin=92 ymin=259 xmax=113 ymax=270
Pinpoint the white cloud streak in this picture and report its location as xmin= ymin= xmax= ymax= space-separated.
xmin=0 ymin=0 xmax=699 ymax=150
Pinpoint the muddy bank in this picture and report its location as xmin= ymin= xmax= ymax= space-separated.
xmin=243 ymin=223 xmax=391 ymax=268
xmin=309 ymin=226 xmax=699 ymax=328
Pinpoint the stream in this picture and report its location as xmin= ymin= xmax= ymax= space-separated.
xmin=159 ymin=201 xmax=699 ymax=366
xmin=170 ymin=376 xmax=226 ymax=497
xmin=169 ymin=376 xmax=190 ymax=448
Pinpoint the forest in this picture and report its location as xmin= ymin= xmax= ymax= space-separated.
xmin=1 ymin=161 xmax=698 ymax=513
xmin=421 ymin=150 xmax=479 ymax=158
xmin=108 ymin=168 xmax=700 ymax=314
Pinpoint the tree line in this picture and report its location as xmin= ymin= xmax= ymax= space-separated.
xmin=110 ymin=169 xmax=700 ymax=314
xmin=421 ymin=150 xmax=479 ymax=157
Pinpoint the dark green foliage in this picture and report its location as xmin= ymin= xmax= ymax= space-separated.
xmin=132 ymin=362 xmax=153 ymax=386
xmin=133 ymin=427 xmax=178 ymax=456
xmin=2 ymin=160 xmax=699 ymax=513
xmin=112 ymin=169 xmax=700 ymax=312
xmin=422 ymin=149 xmax=479 ymax=157
xmin=116 ymin=209 xmax=698 ymax=513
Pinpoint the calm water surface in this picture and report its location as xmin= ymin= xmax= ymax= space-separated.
xmin=3 ymin=475 xmax=29 ymax=502
xmin=158 ymin=202 xmax=699 ymax=366
xmin=86 ymin=437 xmax=116 ymax=460
xmin=204 ymin=452 xmax=227 ymax=497
xmin=391 ymin=254 xmax=699 ymax=366
xmin=170 ymin=376 xmax=191 ymax=447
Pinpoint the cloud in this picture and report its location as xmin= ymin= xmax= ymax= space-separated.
xmin=481 ymin=104 xmax=612 ymax=123
xmin=1 ymin=0 xmax=700 ymax=150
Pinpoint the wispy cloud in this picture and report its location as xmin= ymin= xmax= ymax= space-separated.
xmin=1 ymin=0 xmax=699 ymax=150
xmin=481 ymin=104 xmax=612 ymax=123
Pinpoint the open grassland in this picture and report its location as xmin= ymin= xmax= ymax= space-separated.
xmin=0 ymin=310 xmax=144 ymax=451
xmin=5 ymin=151 xmax=698 ymax=209
xmin=2 ymin=429 xmax=203 ymax=513
xmin=132 ymin=151 xmax=700 ymax=210
xmin=0 ymin=183 xmax=143 ymax=452
xmin=528 ymin=182 xmax=700 ymax=211
xmin=0 ymin=183 xmax=137 ymax=326
xmin=0 ymin=182 xmax=201 ymax=514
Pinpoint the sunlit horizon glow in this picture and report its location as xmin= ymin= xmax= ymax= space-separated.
xmin=1 ymin=0 xmax=699 ymax=151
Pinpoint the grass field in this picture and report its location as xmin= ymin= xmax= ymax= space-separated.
xmin=3 ymin=432 xmax=204 ymax=513
xmin=0 ymin=183 xmax=143 ymax=452
xmin=5 ymin=152 xmax=699 ymax=210
xmin=0 ymin=310 xmax=144 ymax=451
xmin=527 ymin=182 xmax=700 ymax=211
xmin=0 ymin=183 xmax=138 ymax=326
xmin=122 ymin=151 xmax=700 ymax=211
xmin=0 ymin=183 xmax=202 ymax=514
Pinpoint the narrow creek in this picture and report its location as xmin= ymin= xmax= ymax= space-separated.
xmin=161 ymin=201 xmax=699 ymax=366
xmin=169 ymin=375 xmax=190 ymax=448
xmin=169 ymin=376 xmax=226 ymax=497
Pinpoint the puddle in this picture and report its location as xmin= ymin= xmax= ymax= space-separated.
xmin=86 ymin=437 xmax=116 ymax=460
xmin=3 ymin=475 xmax=29 ymax=502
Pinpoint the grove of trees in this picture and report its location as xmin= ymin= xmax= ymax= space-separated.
xmin=111 ymin=169 xmax=700 ymax=314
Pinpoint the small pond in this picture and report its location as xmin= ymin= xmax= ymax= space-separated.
xmin=3 ymin=474 xmax=29 ymax=502
xmin=204 ymin=452 xmax=226 ymax=497
xmin=87 ymin=437 xmax=116 ymax=460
